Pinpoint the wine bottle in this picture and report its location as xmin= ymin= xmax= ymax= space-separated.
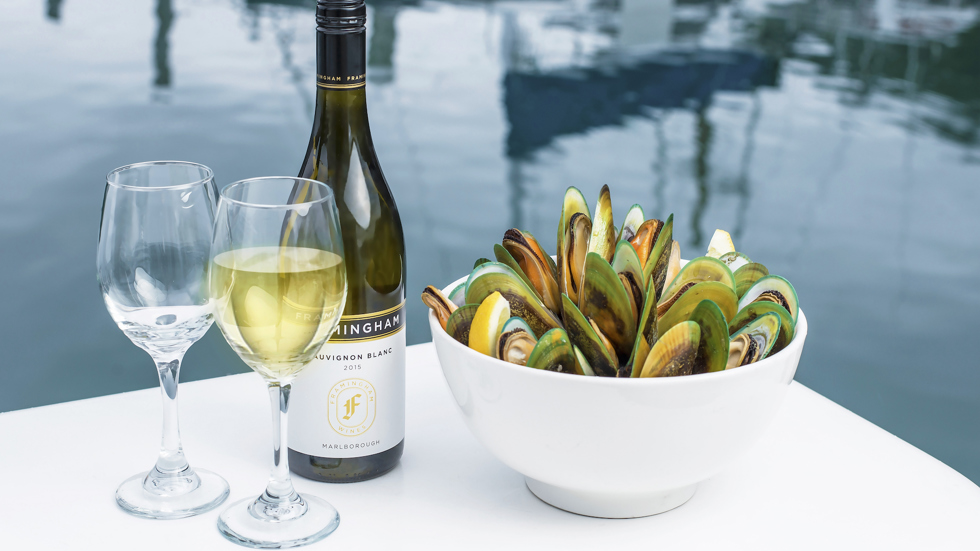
xmin=288 ymin=0 xmax=406 ymax=483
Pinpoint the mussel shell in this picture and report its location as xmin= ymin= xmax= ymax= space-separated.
xmin=688 ymin=300 xmax=729 ymax=374
xmin=734 ymin=262 xmax=769 ymax=299
xmin=727 ymin=312 xmax=781 ymax=368
xmin=657 ymin=281 xmax=738 ymax=335
xmin=706 ymin=228 xmax=735 ymax=258
xmin=618 ymin=272 xmax=642 ymax=328
xmin=579 ymin=252 xmax=637 ymax=361
xmin=729 ymin=301 xmax=794 ymax=356
xmin=618 ymin=204 xmax=645 ymax=243
xmin=630 ymin=218 xmax=663 ymax=269
xmin=611 ymin=239 xmax=644 ymax=286
xmin=473 ymin=257 xmax=492 ymax=269
xmin=561 ymin=294 xmax=618 ymax=377
xmin=422 ymin=285 xmax=457 ymax=330
xmin=527 ymin=328 xmax=578 ymax=374
xmin=718 ymin=251 xmax=751 ymax=272
xmin=659 ymin=256 xmax=737 ymax=316
xmin=663 ymin=241 xmax=681 ymax=292
xmin=448 ymin=282 xmax=467 ymax=308
xmin=493 ymin=243 xmax=539 ymax=299
xmin=612 ymin=240 xmax=645 ymax=325
xmin=728 ymin=334 xmax=752 ymax=369
xmin=503 ymin=229 xmax=561 ymax=314
xmin=497 ymin=329 xmax=537 ymax=366
xmin=464 ymin=262 xmax=562 ymax=338
xmin=588 ymin=185 xmax=616 ymax=263
xmin=589 ymin=318 xmax=620 ymax=369
xmin=643 ymin=213 xmax=673 ymax=300
xmin=520 ymin=230 xmax=558 ymax=281
xmin=572 ymin=345 xmax=596 ymax=376
xmin=445 ymin=304 xmax=479 ymax=346
xmin=502 ymin=316 xmax=534 ymax=335
xmin=628 ymin=276 xmax=659 ymax=378
xmin=639 ymin=320 xmax=700 ymax=378
xmin=738 ymin=275 xmax=799 ymax=323
xmin=532 ymin=234 xmax=560 ymax=283
xmin=559 ymin=212 xmax=592 ymax=305
xmin=557 ymin=186 xmax=590 ymax=260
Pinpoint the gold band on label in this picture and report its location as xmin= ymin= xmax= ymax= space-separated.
xmin=332 ymin=325 xmax=404 ymax=344
xmin=341 ymin=302 xmax=405 ymax=320
xmin=317 ymin=82 xmax=366 ymax=90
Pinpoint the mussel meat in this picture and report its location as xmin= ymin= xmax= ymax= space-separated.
xmin=503 ymin=229 xmax=561 ymax=314
xmin=422 ymin=285 xmax=456 ymax=330
xmin=729 ymin=301 xmax=794 ymax=356
xmin=588 ymin=185 xmax=616 ymax=263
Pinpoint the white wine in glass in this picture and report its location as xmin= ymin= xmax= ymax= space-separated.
xmin=211 ymin=246 xmax=346 ymax=379
xmin=210 ymin=177 xmax=347 ymax=548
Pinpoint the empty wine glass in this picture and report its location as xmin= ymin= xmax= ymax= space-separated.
xmin=210 ymin=177 xmax=346 ymax=548
xmin=97 ymin=161 xmax=229 ymax=519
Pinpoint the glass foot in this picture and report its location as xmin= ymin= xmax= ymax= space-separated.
xmin=218 ymin=494 xmax=340 ymax=548
xmin=116 ymin=468 xmax=229 ymax=519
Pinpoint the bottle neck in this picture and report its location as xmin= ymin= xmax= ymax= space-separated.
xmin=316 ymin=30 xmax=366 ymax=93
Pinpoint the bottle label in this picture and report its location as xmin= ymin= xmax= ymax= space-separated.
xmin=316 ymin=32 xmax=366 ymax=90
xmin=289 ymin=303 xmax=405 ymax=458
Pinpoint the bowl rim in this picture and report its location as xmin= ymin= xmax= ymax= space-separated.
xmin=431 ymin=273 xmax=807 ymax=388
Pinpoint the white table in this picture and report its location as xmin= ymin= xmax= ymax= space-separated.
xmin=2 ymin=343 xmax=978 ymax=549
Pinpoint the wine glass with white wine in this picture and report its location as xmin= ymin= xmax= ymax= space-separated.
xmin=210 ymin=177 xmax=346 ymax=548
xmin=97 ymin=161 xmax=230 ymax=519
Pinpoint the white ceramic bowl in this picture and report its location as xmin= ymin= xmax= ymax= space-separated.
xmin=429 ymin=273 xmax=808 ymax=518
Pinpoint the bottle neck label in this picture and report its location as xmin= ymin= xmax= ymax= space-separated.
xmin=317 ymin=31 xmax=366 ymax=90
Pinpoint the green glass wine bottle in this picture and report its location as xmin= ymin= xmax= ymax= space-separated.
xmin=288 ymin=0 xmax=405 ymax=483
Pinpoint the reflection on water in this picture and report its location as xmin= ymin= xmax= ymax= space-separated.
xmin=369 ymin=3 xmax=401 ymax=84
xmin=45 ymin=0 xmax=62 ymax=21
xmin=154 ymin=0 xmax=173 ymax=88
xmin=2 ymin=0 xmax=980 ymax=484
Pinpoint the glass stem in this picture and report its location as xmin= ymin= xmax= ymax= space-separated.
xmin=143 ymin=356 xmax=197 ymax=494
xmin=156 ymin=357 xmax=189 ymax=472
xmin=261 ymin=382 xmax=302 ymax=507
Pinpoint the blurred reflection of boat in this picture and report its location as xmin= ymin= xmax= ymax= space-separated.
xmin=502 ymin=0 xmax=778 ymax=159
xmin=503 ymin=50 xmax=777 ymax=158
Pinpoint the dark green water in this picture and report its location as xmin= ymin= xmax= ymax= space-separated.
xmin=2 ymin=0 xmax=979 ymax=483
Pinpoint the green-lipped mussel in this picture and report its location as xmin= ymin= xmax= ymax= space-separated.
xmin=527 ymin=328 xmax=579 ymax=374
xmin=422 ymin=285 xmax=456 ymax=330
xmin=639 ymin=320 xmax=700 ymax=377
xmin=579 ymin=252 xmax=636 ymax=361
xmin=445 ymin=304 xmax=478 ymax=346
xmin=727 ymin=312 xmax=781 ymax=369
xmin=688 ymin=300 xmax=729 ymax=374
xmin=734 ymin=262 xmax=769 ymax=299
xmin=738 ymin=275 xmax=799 ymax=324
xmin=729 ymin=302 xmax=794 ymax=356
xmin=562 ymin=294 xmax=618 ymax=377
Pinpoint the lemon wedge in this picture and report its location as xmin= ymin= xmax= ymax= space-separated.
xmin=469 ymin=291 xmax=511 ymax=358
xmin=706 ymin=229 xmax=735 ymax=258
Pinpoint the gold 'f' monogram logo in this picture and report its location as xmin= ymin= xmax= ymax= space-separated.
xmin=343 ymin=394 xmax=362 ymax=420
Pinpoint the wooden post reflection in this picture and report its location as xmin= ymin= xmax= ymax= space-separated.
xmin=154 ymin=0 xmax=173 ymax=87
